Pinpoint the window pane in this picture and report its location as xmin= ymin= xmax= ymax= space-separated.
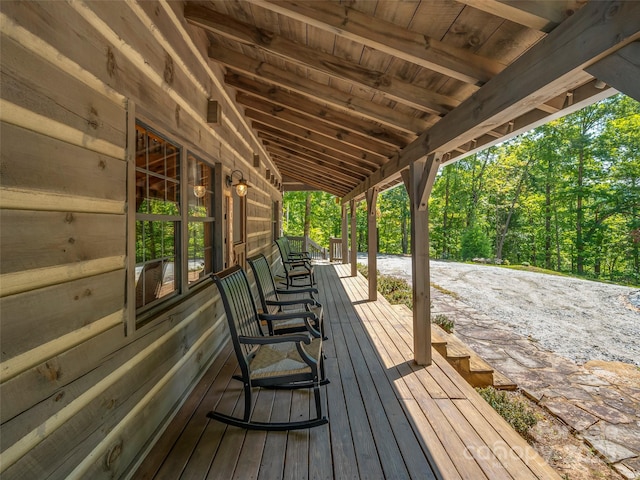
xmin=188 ymin=220 xmax=213 ymax=285
xmin=187 ymin=153 xmax=214 ymax=285
xmin=187 ymin=154 xmax=213 ymax=217
xmin=136 ymin=125 xmax=181 ymax=218
xmin=134 ymin=123 xmax=183 ymax=317
xmin=135 ymin=220 xmax=178 ymax=308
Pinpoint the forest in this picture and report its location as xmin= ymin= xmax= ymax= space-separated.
xmin=283 ymin=94 xmax=639 ymax=286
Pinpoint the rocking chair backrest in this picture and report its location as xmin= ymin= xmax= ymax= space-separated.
xmin=212 ymin=266 xmax=263 ymax=368
xmin=278 ymin=237 xmax=300 ymax=261
xmin=247 ymin=254 xmax=279 ymax=314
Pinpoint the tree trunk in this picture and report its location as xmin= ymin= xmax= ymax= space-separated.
xmin=544 ymin=158 xmax=552 ymax=269
xmin=303 ymin=192 xmax=311 ymax=251
xmin=554 ymin=205 xmax=562 ymax=271
xmin=576 ymin=148 xmax=585 ymax=275
xmin=442 ymin=169 xmax=450 ymax=257
xmin=467 ymin=150 xmax=491 ymax=227
xmin=496 ymin=157 xmax=531 ymax=261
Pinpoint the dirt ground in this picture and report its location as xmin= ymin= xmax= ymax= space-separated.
xmin=361 ymin=254 xmax=640 ymax=367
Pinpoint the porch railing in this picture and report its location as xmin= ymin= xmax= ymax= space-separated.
xmin=329 ymin=237 xmax=343 ymax=262
xmin=286 ymin=235 xmax=327 ymax=260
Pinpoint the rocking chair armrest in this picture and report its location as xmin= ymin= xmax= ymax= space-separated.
xmin=238 ymin=333 xmax=311 ymax=345
xmin=259 ymin=311 xmax=321 ymax=338
xmin=266 ymin=298 xmax=316 ymax=307
xmin=283 ymin=259 xmax=310 ymax=268
xmin=259 ymin=311 xmax=318 ymax=323
xmin=289 ymin=252 xmax=311 ymax=259
xmin=275 ymin=287 xmax=318 ymax=296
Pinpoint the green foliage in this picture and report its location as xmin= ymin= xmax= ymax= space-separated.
xmin=432 ymin=314 xmax=454 ymax=333
xmin=461 ymin=224 xmax=492 ymax=260
xmin=281 ymin=95 xmax=640 ymax=287
xmin=357 ymin=263 xmax=369 ymax=278
xmin=283 ymin=191 xmax=342 ymax=248
xmin=357 ymin=263 xmax=413 ymax=308
xmin=476 ymin=387 xmax=538 ymax=437
xmin=378 ymin=274 xmax=413 ymax=309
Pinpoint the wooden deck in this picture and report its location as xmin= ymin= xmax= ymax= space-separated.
xmin=133 ymin=263 xmax=559 ymax=480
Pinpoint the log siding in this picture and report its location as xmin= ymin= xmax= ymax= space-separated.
xmin=0 ymin=2 xmax=279 ymax=478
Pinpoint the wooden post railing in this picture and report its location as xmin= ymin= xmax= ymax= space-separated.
xmin=285 ymin=236 xmax=327 ymax=260
xmin=329 ymin=238 xmax=343 ymax=262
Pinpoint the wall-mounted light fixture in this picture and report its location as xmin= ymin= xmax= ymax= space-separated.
xmin=226 ymin=169 xmax=249 ymax=197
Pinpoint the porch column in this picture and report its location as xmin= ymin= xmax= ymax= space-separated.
xmin=341 ymin=203 xmax=348 ymax=264
xmin=402 ymin=153 xmax=442 ymax=365
xmin=350 ymin=199 xmax=357 ymax=277
xmin=366 ymin=187 xmax=379 ymax=301
xmin=213 ymin=162 xmax=225 ymax=272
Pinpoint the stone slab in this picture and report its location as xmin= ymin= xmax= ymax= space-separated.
xmin=585 ymin=422 xmax=640 ymax=454
xmin=580 ymin=401 xmax=634 ymax=425
xmin=542 ymin=399 xmax=599 ymax=432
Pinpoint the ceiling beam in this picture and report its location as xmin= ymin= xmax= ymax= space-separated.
xmin=252 ymin=122 xmax=383 ymax=170
xmin=187 ymin=5 xmax=461 ymax=115
xmin=276 ymin=163 xmax=351 ymax=196
xmin=456 ymin=0 xmax=583 ymax=32
xmin=252 ymin=0 xmax=505 ymax=85
xmin=270 ymin=150 xmax=362 ymax=188
xmin=211 ymin=47 xmax=433 ymax=135
xmin=259 ymin=134 xmax=373 ymax=177
xmin=586 ymin=42 xmax=640 ymax=102
xmin=245 ymin=105 xmax=398 ymax=157
xmin=342 ymin=0 xmax=637 ymax=203
xmin=228 ymin=75 xmax=415 ymax=143
xmin=236 ymin=92 xmax=412 ymax=149
xmin=264 ymin=141 xmax=370 ymax=180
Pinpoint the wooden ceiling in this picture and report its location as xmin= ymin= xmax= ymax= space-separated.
xmin=184 ymin=0 xmax=639 ymax=200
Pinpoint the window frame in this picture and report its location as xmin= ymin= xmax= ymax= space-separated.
xmin=127 ymin=114 xmax=216 ymax=333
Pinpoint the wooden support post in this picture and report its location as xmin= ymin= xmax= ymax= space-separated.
xmin=214 ymin=162 xmax=225 ymax=273
xmin=341 ymin=203 xmax=348 ymax=264
xmin=402 ymin=153 xmax=442 ymax=365
xmin=350 ymin=199 xmax=357 ymax=277
xmin=366 ymin=187 xmax=379 ymax=301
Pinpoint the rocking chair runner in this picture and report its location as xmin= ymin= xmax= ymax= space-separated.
xmin=209 ymin=265 xmax=328 ymax=431
xmin=248 ymin=254 xmax=325 ymax=339
xmin=275 ymin=237 xmax=315 ymax=288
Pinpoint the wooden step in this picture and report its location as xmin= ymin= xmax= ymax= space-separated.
xmin=492 ymin=369 xmax=518 ymax=391
xmin=391 ymin=305 xmax=517 ymax=390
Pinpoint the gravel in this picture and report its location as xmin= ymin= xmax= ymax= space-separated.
xmin=358 ymin=254 xmax=640 ymax=367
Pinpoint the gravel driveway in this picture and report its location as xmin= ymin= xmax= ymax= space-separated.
xmin=358 ymin=254 xmax=640 ymax=367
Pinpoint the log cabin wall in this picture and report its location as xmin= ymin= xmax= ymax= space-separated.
xmin=0 ymin=2 xmax=281 ymax=478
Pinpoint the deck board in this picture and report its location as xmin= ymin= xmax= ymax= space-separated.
xmin=133 ymin=263 xmax=560 ymax=480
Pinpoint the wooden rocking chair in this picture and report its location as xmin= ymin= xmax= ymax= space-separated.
xmin=208 ymin=265 xmax=328 ymax=431
xmin=248 ymin=254 xmax=325 ymax=339
xmin=275 ymin=237 xmax=315 ymax=287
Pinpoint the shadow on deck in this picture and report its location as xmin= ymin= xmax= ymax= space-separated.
xmin=133 ymin=264 xmax=559 ymax=479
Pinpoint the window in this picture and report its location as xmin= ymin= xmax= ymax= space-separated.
xmin=135 ymin=125 xmax=180 ymax=311
xmin=133 ymin=123 xmax=215 ymax=321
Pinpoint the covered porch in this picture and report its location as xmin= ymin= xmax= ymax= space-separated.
xmin=134 ymin=263 xmax=558 ymax=479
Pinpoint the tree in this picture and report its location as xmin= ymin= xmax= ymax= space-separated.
xmin=461 ymin=224 xmax=492 ymax=260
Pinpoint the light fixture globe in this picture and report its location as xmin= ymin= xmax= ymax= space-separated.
xmin=226 ymin=169 xmax=250 ymax=197
xmin=193 ymin=185 xmax=206 ymax=198
xmin=235 ymin=180 xmax=248 ymax=197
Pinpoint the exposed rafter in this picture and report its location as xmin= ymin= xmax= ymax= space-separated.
xmin=187 ymin=5 xmax=462 ymax=115
xmin=180 ymin=0 xmax=633 ymax=202
xmin=252 ymin=0 xmax=506 ymax=85
xmin=342 ymin=0 xmax=638 ymax=202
